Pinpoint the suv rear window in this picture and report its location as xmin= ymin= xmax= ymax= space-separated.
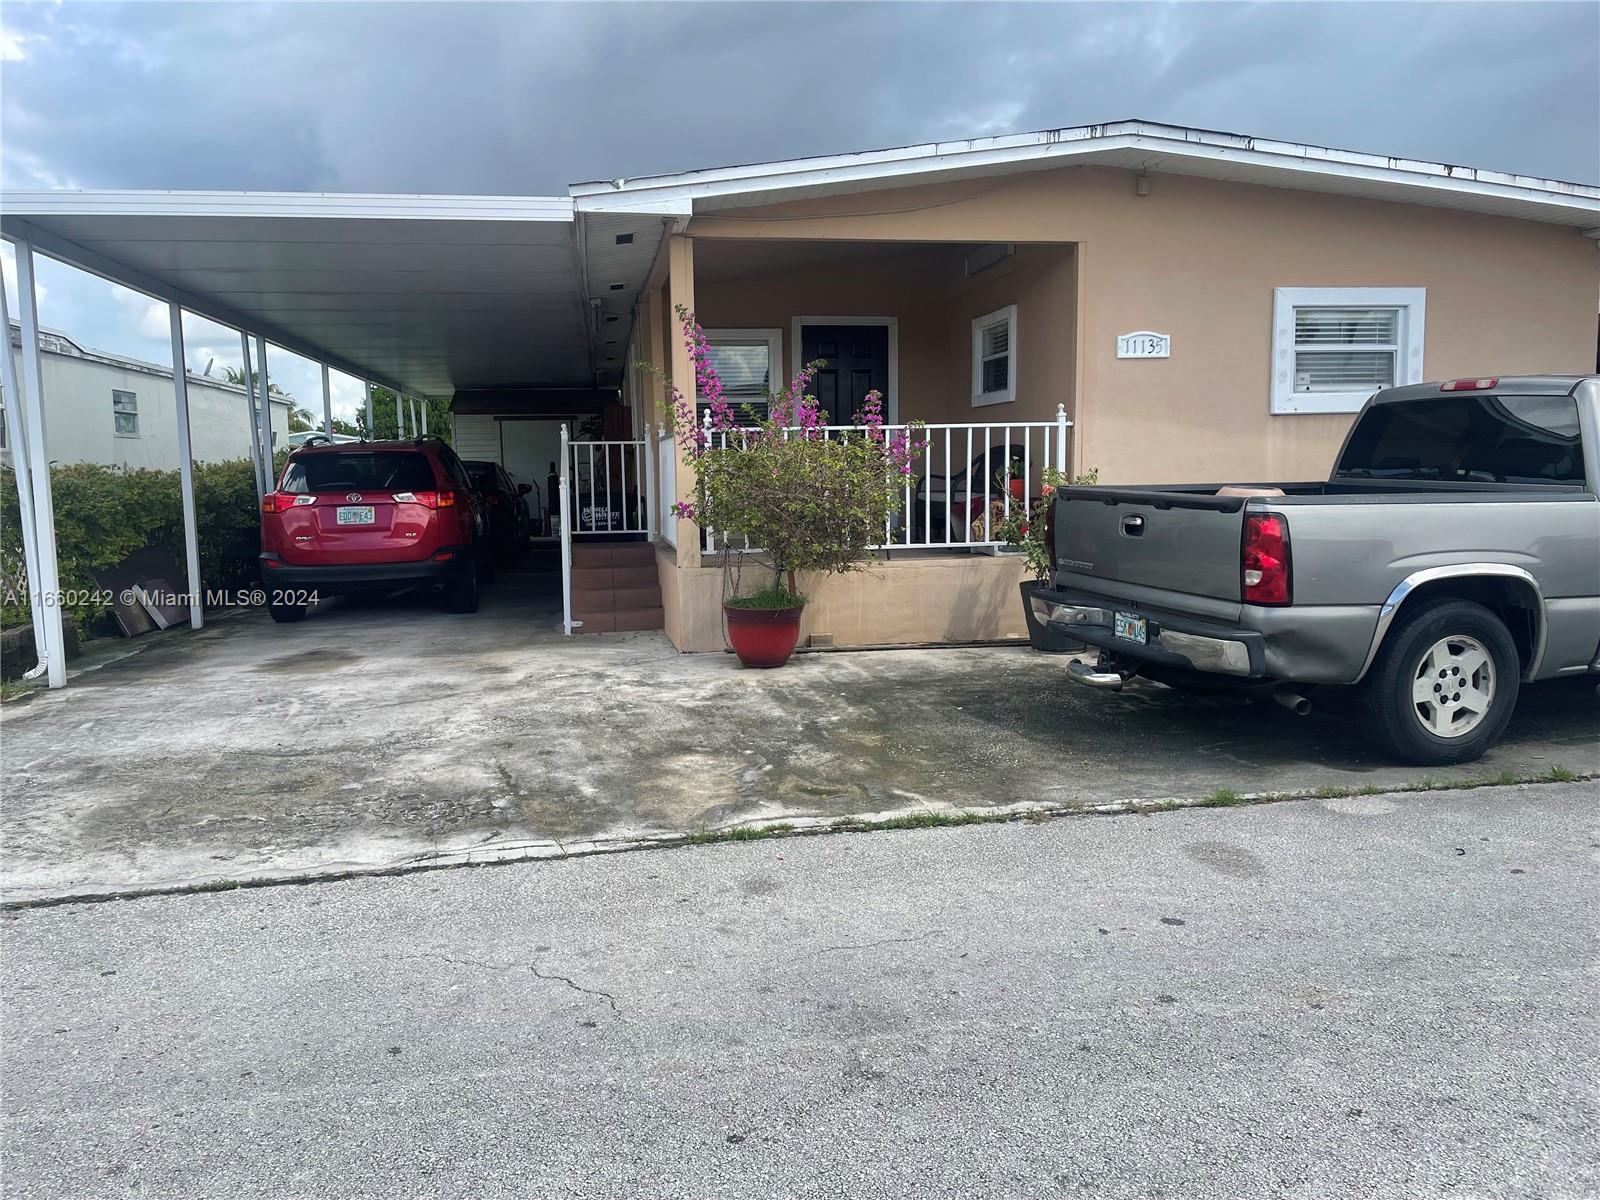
xmin=1335 ymin=395 xmax=1585 ymax=485
xmin=280 ymin=451 xmax=437 ymax=494
xmin=465 ymin=463 xmax=497 ymax=488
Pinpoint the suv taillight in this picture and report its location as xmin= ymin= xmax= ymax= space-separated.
xmin=261 ymin=493 xmax=312 ymax=514
xmin=393 ymin=490 xmax=456 ymax=509
xmin=1242 ymin=512 xmax=1291 ymax=605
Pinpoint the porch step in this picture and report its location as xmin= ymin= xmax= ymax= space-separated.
xmin=571 ymin=565 xmax=658 ymax=590
xmin=575 ymin=607 xmax=665 ymax=634
xmin=572 ymin=585 xmax=661 ymax=615
xmin=571 ymin=543 xmax=655 ymax=568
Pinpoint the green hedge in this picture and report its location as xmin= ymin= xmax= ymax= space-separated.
xmin=1 ymin=457 xmax=272 ymax=633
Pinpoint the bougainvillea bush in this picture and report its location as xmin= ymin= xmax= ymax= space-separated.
xmin=645 ymin=307 xmax=926 ymax=607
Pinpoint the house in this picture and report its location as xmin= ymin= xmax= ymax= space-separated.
xmin=596 ymin=123 xmax=1599 ymax=651
xmin=3 ymin=320 xmax=295 ymax=470
xmin=3 ymin=120 xmax=1596 ymax=686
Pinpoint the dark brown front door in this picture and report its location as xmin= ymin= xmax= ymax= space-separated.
xmin=801 ymin=324 xmax=889 ymax=424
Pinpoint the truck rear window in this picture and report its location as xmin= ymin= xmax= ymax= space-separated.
xmin=280 ymin=452 xmax=436 ymax=494
xmin=1335 ymin=395 xmax=1584 ymax=485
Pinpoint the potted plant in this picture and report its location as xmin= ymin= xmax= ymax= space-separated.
xmin=644 ymin=308 xmax=925 ymax=668
xmin=994 ymin=465 xmax=1099 ymax=653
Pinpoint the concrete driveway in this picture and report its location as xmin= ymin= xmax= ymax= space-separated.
xmin=2 ymin=570 xmax=1596 ymax=903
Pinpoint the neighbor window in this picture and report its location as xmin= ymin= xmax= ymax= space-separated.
xmin=971 ymin=305 xmax=1017 ymax=407
xmin=1272 ymin=288 xmax=1425 ymax=415
xmin=699 ymin=329 xmax=781 ymax=424
xmin=112 ymin=389 xmax=139 ymax=436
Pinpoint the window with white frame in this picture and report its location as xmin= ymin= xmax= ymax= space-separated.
xmin=971 ymin=305 xmax=1017 ymax=407
xmin=1272 ymin=288 xmax=1425 ymax=415
xmin=699 ymin=329 xmax=781 ymax=424
xmin=112 ymin=388 xmax=139 ymax=437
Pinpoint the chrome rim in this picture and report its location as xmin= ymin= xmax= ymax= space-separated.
xmin=1412 ymin=635 xmax=1495 ymax=738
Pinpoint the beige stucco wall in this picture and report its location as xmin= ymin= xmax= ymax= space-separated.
xmin=690 ymin=166 xmax=1598 ymax=484
xmin=693 ymin=242 xmax=1076 ymax=427
xmin=658 ymin=551 xmax=1030 ymax=653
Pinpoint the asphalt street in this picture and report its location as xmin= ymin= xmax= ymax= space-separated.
xmin=3 ymin=781 xmax=1597 ymax=1200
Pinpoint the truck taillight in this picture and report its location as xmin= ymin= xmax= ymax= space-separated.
xmin=1043 ymin=491 xmax=1057 ymax=571
xmin=1242 ymin=513 xmax=1291 ymax=605
xmin=1440 ymin=377 xmax=1498 ymax=392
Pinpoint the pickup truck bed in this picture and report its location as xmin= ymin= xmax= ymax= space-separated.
xmin=1032 ymin=375 xmax=1600 ymax=764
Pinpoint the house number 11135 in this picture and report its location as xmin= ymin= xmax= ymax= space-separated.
xmin=1116 ymin=331 xmax=1171 ymax=359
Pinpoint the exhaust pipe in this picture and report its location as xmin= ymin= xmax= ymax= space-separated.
xmin=1274 ymin=688 xmax=1312 ymax=717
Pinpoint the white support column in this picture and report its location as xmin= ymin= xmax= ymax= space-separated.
xmin=419 ymin=397 xmax=428 ymax=436
xmin=0 ymin=246 xmax=49 ymax=678
xmin=12 ymin=241 xmax=67 ymax=688
xmin=168 ymin=304 xmax=203 ymax=629
xmin=642 ymin=423 xmax=657 ymax=541
xmin=559 ymin=422 xmax=574 ymax=634
xmin=320 ymin=363 xmax=333 ymax=434
xmin=363 ymin=381 xmax=374 ymax=440
xmin=255 ymin=336 xmax=274 ymax=484
xmin=1055 ymin=403 xmax=1069 ymax=475
xmin=396 ymin=391 xmax=406 ymax=439
xmin=241 ymin=331 xmax=265 ymax=501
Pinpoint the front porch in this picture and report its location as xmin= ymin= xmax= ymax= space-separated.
xmin=623 ymin=235 xmax=1081 ymax=653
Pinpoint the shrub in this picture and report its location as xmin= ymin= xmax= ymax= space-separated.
xmin=1 ymin=457 xmax=267 ymax=633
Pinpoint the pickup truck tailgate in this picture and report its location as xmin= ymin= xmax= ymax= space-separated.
xmin=1054 ymin=488 xmax=1246 ymax=601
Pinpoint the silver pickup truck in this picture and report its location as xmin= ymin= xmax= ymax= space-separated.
xmin=1031 ymin=375 xmax=1600 ymax=764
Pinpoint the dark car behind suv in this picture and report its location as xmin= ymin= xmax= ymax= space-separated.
xmin=464 ymin=459 xmax=533 ymax=564
xmin=259 ymin=437 xmax=489 ymax=620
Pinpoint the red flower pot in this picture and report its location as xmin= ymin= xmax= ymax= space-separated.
xmin=1008 ymin=479 xmax=1026 ymax=501
xmin=723 ymin=603 xmax=805 ymax=668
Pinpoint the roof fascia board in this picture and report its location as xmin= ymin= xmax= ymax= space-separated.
xmin=1 ymin=190 xmax=574 ymax=222
xmin=2 ymin=215 xmax=408 ymax=393
xmin=570 ymin=121 xmax=1599 ymax=223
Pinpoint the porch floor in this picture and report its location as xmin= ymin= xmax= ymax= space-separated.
xmin=3 ymin=590 xmax=1596 ymax=904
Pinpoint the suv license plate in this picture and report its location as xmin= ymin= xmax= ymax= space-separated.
xmin=1114 ymin=612 xmax=1147 ymax=644
xmin=336 ymin=505 xmax=376 ymax=526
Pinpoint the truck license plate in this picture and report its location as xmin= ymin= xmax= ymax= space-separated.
xmin=336 ymin=505 xmax=375 ymax=526
xmin=1114 ymin=612 xmax=1147 ymax=644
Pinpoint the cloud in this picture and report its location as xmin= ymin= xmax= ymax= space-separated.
xmin=0 ymin=1 xmax=1593 ymax=193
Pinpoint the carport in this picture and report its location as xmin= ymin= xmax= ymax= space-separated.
xmin=0 ymin=191 xmax=665 ymax=686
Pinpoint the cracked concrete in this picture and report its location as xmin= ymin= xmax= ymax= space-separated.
xmin=2 ymin=572 xmax=1596 ymax=904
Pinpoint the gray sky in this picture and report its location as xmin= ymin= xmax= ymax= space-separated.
xmin=1 ymin=1 xmax=1596 ymax=418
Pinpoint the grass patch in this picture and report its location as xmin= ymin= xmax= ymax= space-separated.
xmin=0 ymin=679 xmax=34 ymax=702
xmin=1202 ymin=788 xmax=1248 ymax=806
xmin=1543 ymin=765 xmax=1578 ymax=783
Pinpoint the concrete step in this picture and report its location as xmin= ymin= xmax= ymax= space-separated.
xmin=575 ymin=607 xmax=664 ymax=634
xmin=571 ymin=565 xmax=658 ymax=590
xmin=571 ymin=543 xmax=655 ymax=568
xmin=571 ymin=585 xmax=662 ymax=616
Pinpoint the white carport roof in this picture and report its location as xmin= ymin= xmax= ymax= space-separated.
xmin=0 ymin=192 xmax=602 ymax=395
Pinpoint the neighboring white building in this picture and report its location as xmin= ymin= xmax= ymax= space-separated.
xmin=3 ymin=321 xmax=295 ymax=470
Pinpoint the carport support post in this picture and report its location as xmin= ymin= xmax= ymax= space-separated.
xmin=254 ymin=336 xmax=274 ymax=484
xmin=241 ymin=332 xmax=265 ymax=502
xmin=168 ymin=303 xmax=203 ymax=630
xmin=0 ymin=246 xmax=50 ymax=676
xmin=363 ymin=381 xmax=373 ymax=440
xmin=419 ymin=398 xmax=428 ymax=436
xmin=559 ymin=422 xmax=574 ymax=634
xmin=396 ymin=392 xmax=406 ymax=439
xmin=320 ymin=363 xmax=333 ymax=434
xmin=12 ymin=240 xmax=68 ymax=688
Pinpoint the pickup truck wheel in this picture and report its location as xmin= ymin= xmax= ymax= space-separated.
xmin=1356 ymin=599 xmax=1520 ymax=765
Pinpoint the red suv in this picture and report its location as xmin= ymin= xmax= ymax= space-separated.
xmin=259 ymin=437 xmax=489 ymax=621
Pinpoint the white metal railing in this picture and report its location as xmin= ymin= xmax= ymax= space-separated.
xmin=700 ymin=404 xmax=1072 ymax=554
xmin=558 ymin=426 xmax=651 ymax=635
xmin=656 ymin=424 xmax=677 ymax=549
